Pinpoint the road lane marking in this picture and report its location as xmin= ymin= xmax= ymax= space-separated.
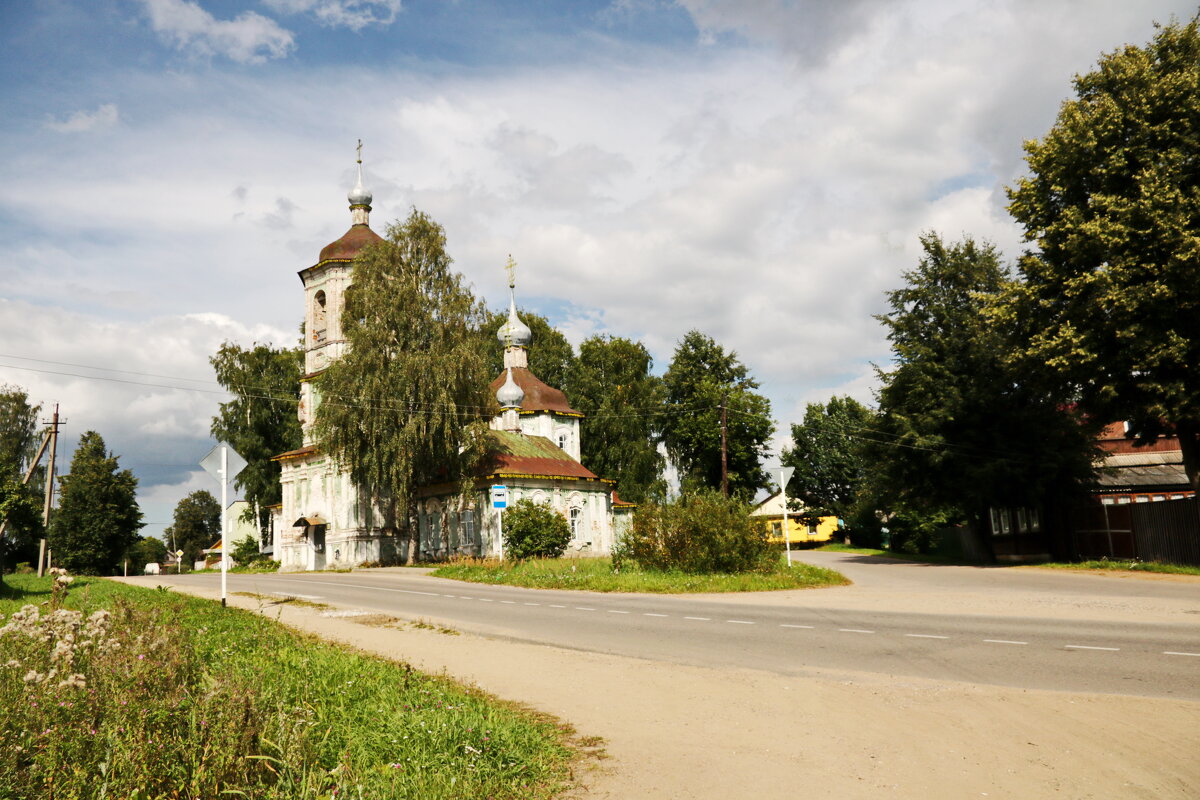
xmin=478 ymin=598 xmax=493 ymax=602
xmin=727 ymin=620 xmax=755 ymax=625
xmin=644 ymin=613 xmax=668 ymax=617
xmin=984 ymin=639 xmax=1027 ymax=645
xmin=780 ymin=624 xmax=814 ymax=629
xmin=499 ymin=600 xmax=516 ymax=604
xmin=271 ymin=592 xmax=323 ymax=599
xmin=684 ymin=616 xmax=710 ymax=621
xmin=839 ymin=628 xmax=874 ymax=634
xmin=548 ymin=604 xmax=567 ymax=608
xmin=1065 ymin=645 xmax=1119 ymax=651
xmin=1164 ymin=651 xmax=1200 ymax=657
xmin=608 ymin=610 xmax=630 ymax=614
xmin=524 ymin=603 xmax=541 ymax=606
xmin=441 ymin=594 xmax=456 ymax=598
xmin=575 ymin=607 xmax=596 ymax=611
xmin=905 ymin=634 xmax=949 ymax=639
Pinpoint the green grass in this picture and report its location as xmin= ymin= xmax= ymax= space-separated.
xmin=431 ymin=556 xmax=848 ymax=593
xmin=1033 ymin=559 xmax=1200 ymax=576
xmin=0 ymin=574 xmax=579 ymax=800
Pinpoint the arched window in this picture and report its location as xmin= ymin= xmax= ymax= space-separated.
xmin=569 ymin=506 xmax=581 ymax=538
xmin=557 ymin=432 xmax=568 ymax=450
xmin=313 ymin=290 xmax=328 ymax=343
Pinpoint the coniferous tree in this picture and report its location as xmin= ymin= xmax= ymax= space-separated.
xmin=48 ymin=431 xmax=142 ymax=575
xmin=314 ymin=209 xmax=494 ymax=562
xmin=870 ymin=233 xmax=1098 ymax=542
xmin=565 ymin=335 xmax=665 ymax=502
xmin=163 ymin=490 xmax=221 ymax=569
xmin=660 ymin=331 xmax=773 ymax=498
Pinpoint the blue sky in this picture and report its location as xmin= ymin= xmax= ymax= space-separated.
xmin=1 ymin=0 xmax=1196 ymax=540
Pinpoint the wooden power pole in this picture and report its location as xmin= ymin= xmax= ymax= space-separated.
xmin=720 ymin=391 xmax=729 ymax=498
xmin=37 ymin=405 xmax=61 ymax=577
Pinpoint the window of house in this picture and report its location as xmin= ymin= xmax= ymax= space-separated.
xmin=1016 ymin=508 xmax=1029 ymax=532
xmin=1151 ymin=495 xmax=1165 ymax=502
xmin=1170 ymin=494 xmax=1185 ymax=501
xmin=570 ymin=507 xmax=581 ymax=538
xmin=808 ymin=522 xmax=818 ymax=535
xmin=1134 ymin=495 xmax=1149 ymax=503
xmin=771 ymin=521 xmax=782 ymax=537
xmin=1116 ymin=496 xmax=1131 ymax=505
xmin=1028 ymin=508 xmax=1041 ymax=532
xmin=989 ymin=508 xmax=1010 ymax=535
xmin=1101 ymin=497 xmax=1115 ymax=505
xmin=557 ymin=432 xmax=568 ymax=450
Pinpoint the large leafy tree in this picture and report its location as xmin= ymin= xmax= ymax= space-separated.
xmin=480 ymin=307 xmax=576 ymax=390
xmin=0 ymin=385 xmax=44 ymax=566
xmin=565 ymin=335 xmax=666 ymax=503
xmin=48 ymin=431 xmax=142 ymax=575
xmin=1005 ymin=17 xmax=1200 ymax=491
xmin=871 ymin=233 xmax=1099 ymax=535
xmin=163 ymin=490 xmax=221 ymax=568
xmin=210 ymin=342 xmax=303 ymax=535
xmin=313 ymin=209 xmax=494 ymax=562
xmin=781 ymin=396 xmax=874 ymax=521
xmin=660 ymin=330 xmax=773 ymax=498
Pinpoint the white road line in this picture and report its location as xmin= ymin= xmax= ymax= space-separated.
xmin=575 ymin=607 xmax=596 ymax=611
xmin=270 ymin=592 xmax=323 ymax=599
xmin=1164 ymin=651 xmax=1200 ymax=657
xmin=608 ymin=610 xmax=630 ymax=614
xmin=499 ymin=600 xmax=516 ymax=604
xmin=457 ymin=596 xmax=472 ymax=600
xmin=727 ymin=620 xmax=755 ymax=625
xmin=839 ymin=628 xmax=874 ymax=634
xmin=684 ymin=616 xmax=711 ymax=621
xmin=548 ymin=604 xmax=567 ymax=608
xmin=441 ymin=594 xmax=456 ymax=598
xmin=905 ymin=634 xmax=949 ymax=639
xmin=1065 ymin=645 xmax=1119 ymax=651
xmin=644 ymin=613 xmax=668 ymax=617
xmin=524 ymin=603 xmax=541 ymax=606
xmin=780 ymin=624 xmax=814 ymax=629
xmin=478 ymin=598 xmax=493 ymax=602
xmin=984 ymin=639 xmax=1027 ymax=645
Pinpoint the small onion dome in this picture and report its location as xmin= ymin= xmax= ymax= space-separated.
xmin=497 ymin=367 xmax=525 ymax=409
xmin=348 ymin=166 xmax=372 ymax=208
xmin=496 ymin=290 xmax=532 ymax=348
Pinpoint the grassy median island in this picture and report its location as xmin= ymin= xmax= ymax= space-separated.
xmin=432 ymin=556 xmax=848 ymax=593
xmin=0 ymin=574 xmax=578 ymax=800
xmin=1033 ymin=559 xmax=1200 ymax=577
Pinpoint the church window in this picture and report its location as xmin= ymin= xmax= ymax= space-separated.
xmin=314 ymin=290 xmax=328 ymax=343
xmin=557 ymin=432 xmax=568 ymax=450
xmin=569 ymin=506 xmax=581 ymax=538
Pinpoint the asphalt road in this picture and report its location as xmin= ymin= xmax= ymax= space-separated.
xmin=134 ymin=555 xmax=1200 ymax=701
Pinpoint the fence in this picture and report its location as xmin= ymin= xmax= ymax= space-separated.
xmin=1069 ymin=497 xmax=1200 ymax=566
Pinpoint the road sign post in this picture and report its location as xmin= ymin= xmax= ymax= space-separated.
xmin=200 ymin=443 xmax=247 ymax=606
xmin=779 ymin=465 xmax=795 ymax=567
xmin=491 ymin=485 xmax=508 ymax=560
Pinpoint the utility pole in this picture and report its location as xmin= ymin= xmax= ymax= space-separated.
xmin=720 ymin=391 xmax=729 ymax=498
xmin=38 ymin=405 xmax=61 ymax=577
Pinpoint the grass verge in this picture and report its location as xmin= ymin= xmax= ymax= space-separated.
xmin=1032 ymin=559 xmax=1200 ymax=576
xmin=0 ymin=574 xmax=579 ymax=799
xmin=431 ymin=556 xmax=847 ymax=593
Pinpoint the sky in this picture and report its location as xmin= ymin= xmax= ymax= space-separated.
xmin=1 ymin=0 xmax=1196 ymax=541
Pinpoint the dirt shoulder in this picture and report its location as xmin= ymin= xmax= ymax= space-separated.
xmin=124 ymin=580 xmax=1200 ymax=800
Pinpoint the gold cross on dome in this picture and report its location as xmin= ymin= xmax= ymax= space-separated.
xmin=356 ymin=139 xmax=363 ymax=164
xmin=505 ymin=254 xmax=517 ymax=289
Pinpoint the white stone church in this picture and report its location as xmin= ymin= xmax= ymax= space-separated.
xmin=270 ymin=151 xmax=628 ymax=570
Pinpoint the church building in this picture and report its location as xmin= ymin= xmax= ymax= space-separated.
xmin=271 ymin=148 xmax=621 ymax=569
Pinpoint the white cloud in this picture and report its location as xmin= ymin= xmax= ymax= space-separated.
xmin=264 ymin=0 xmax=402 ymax=31
xmin=45 ymin=103 xmax=119 ymax=134
xmin=137 ymin=0 xmax=295 ymax=63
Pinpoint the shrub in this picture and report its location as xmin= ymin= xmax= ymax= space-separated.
xmin=231 ymin=534 xmax=265 ymax=567
xmin=618 ymin=491 xmax=773 ymax=574
xmin=502 ymin=499 xmax=572 ymax=560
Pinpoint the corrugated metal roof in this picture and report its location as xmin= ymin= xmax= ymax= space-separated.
xmin=485 ymin=430 xmax=598 ymax=480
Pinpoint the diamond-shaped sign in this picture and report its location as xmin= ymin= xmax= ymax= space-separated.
xmin=200 ymin=442 xmax=248 ymax=482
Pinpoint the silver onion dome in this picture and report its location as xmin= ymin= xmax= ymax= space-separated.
xmin=348 ymin=140 xmax=372 ymax=208
xmin=496 ymin=289 xmax=532 ymax=348
xmin=497 ymin=367 xmax=524 ymax=409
